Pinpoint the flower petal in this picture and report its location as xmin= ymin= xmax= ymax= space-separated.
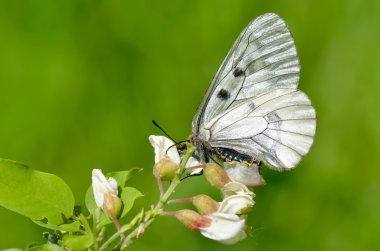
xmin=149 ymin=135 xmax=181 ymax=164
xmin=185 ymin=157 xmax=203 ymax=175
xmin=218 ymin=194 xmax=254 ymax=214
xmin=224 ymin=162 xmax=266 ymax=187
xmin=221 ymin=181 xmax=255 ymax=198
xmin=199 ymin=213 xmax=247 ymax=245
xmin=92 ymin=169 xmax=118 ymax=208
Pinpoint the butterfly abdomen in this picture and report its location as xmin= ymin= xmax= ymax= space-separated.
xmin=213 ymin=147 xmax=256 ymax=166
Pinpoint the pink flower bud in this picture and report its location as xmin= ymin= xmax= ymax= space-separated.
xmin=175 ymin=210 xmax=212 ymax=231
xmin=193 ymin=195 xmax=220 ymax=215
xmin=103 ymin=191 xmax=122 ymax=219
xmin=154 ymin=157 xmax=180 ymax=181
xmin=204 ymin=163 xmax=231 ymax=189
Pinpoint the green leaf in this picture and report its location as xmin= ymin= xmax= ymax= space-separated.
xmin=62 ymin=234 xmax=94 ymax=250
xmin=84 ymin=186 xmax=97 ymax=214
xmin=1 ymin=249 xmax=23 ymax=251
xmin=0 ymin=159 xmax=75 ymax=224
xmin=26 ymin=243 xmax=63 ymax=251
xmin=85 ymin=168 xmax=142 ymax=214
xmin=120 ymin=187 xmax=143 ymax=218
xmin=32 ymin=219 xmax=81 ymax=232
xmin=109 ymin=168 xmax=142 ymax=187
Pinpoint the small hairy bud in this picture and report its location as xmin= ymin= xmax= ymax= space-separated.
xmin=175 ymin=209 xmax=212 ymax=231
xmin=204 ymin=163 xmax=231 ymax=189
xmin=154 ymin=157 xmax=180 ymax=181
xmin=193 ymin=195 xmax=220 ymax=215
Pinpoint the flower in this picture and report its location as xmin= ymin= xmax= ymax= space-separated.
xmin=173 ymin=210 xmax=247 ymax=245
xmin=199 ymin=213 xmax=247 ymax=245
xmin=224 ymin=162 xmax=266 ymax=187
xmin=92 ymin=169 xmax=124 ymax=239
xmin=92 ymin=169 xmax=119 ymax=208
xmin=149 ymin=135 xmax=181 ymax=166
xmin=149 ymin=135 xmax=202 ymax=177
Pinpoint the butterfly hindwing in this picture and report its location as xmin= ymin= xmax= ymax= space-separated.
xmin=202 ymin=89 xmax=316 ymax=169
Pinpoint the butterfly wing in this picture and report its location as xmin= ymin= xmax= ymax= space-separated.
xmin=192 ymin=13 xmax=300 ymax=134
xmin=201 ymin=88 xmax=316 ymax=169
xmin=192 ymin=13 xmax=316 ymax=169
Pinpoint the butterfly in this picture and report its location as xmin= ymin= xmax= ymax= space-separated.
xmin=190 ymin=13 xmax=316 ymax=170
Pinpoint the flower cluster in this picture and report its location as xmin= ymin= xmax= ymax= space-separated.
xmin=149 ymin=135 xmax=266 ymax=245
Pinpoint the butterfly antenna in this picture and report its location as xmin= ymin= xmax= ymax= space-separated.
xmin=152 ymin=120 xmax=177 ymax=143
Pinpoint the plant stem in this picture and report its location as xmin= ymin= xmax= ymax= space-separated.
xmin=101 ymin=145 xmax=196 ymax=250
xmin=99 ymin=210 xmax=144 ymax=251
xmin=92 ymin=208 xmax=101 ymax=251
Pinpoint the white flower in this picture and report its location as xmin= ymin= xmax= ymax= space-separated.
xmin=149 ymin=135 xmax=181 ymax=165
xmin=148 ymin=135 xmax=202 ymax=174
xmin=224 ymin=162 xmax=266 ymax=187
xmin=218 ymin=194 xmax=254 ymax=214
xmin=221 ymin=181 xmax=255 ymax=198
xmin=186 ymin=156 xmax=202 ymax=175
xmin=92 ymin=169 xmax=118 ymax=208
xmin=199 ymin=213 xmax=247 ymax=245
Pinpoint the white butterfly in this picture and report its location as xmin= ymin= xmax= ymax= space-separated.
xmin=190 ymin=13 xmax=316 ymax=170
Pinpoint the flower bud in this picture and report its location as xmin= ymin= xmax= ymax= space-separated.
xmin=103 ymin=191 xmax=122 ymax=219
xmin=204 ymin=163 xmax=231 ymax=189
xmin=193 ymin=195 xmax=220 ymax=215
xmin=175 ymin=209 xmax=212 ymax=231
xmin=154 ymin=157 xmax=180 ymax=181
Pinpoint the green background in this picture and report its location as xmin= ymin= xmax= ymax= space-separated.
xmin=0 ymin=0 xmax=379 ymax=250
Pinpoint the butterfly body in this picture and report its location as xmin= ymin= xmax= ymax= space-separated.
xmin=190 ymin=13 xmax=316 ymax=170
xmin=214 ymin=147 xmax=257 ymax=166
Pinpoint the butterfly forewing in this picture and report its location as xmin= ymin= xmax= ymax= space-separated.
xmin=191 ymin=13 xmax=316 ymax=170
xmin=192 ymin=13 xmax=300 ymax=133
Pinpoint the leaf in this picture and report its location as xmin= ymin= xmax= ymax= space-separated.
xmin=26 ymin=243 xmax=63 ymax=251
xmin=0 ymin=159 xmax=75 ymax=225
xmin=1 ymin=249 xmax=23 ymax=251
xmin=32 ymin=220 xmax=81 ymax=232
xmin=119 ymin=187 xmax=143 ymax=218
xmin=62 ymin=234 xmax=94 ymax=250
xmin=84 ymin=186 xmax=97 ymax=214
xmin=85 ymin=168 xmax=142 ymax=214
xmin=109 ymin=168 xmax=142 ymax=187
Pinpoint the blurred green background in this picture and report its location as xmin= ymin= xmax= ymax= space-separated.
xmin=0 ymin=0 xmax=379 ymax=250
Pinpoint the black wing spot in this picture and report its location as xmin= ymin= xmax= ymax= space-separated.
xmin=217 ymin=89 xmax=230 ymax=100
xmin=233 ymin=67 xmax=244 ymax=77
